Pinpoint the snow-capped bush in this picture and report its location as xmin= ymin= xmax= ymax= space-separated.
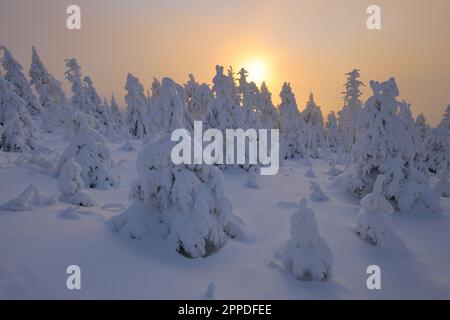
xmin=343 ymin=78 xmax=441 ymax=214
xmin=56 ymin=125 xmax=119 ymax=189
xmin=283 ymin=198 xmax=333 ymax=281
xmin=301 ymin=93 xmax=325 ymax=158
xmin=1 ymin=46 xmax=42 ymax=116
xmin=0 ymin=185 xmax=56 ymax=211
xmin=0 ymin=75 xmax=39 ymax=152
xmin=29 ymin=46 xmax=66 ymax=132
xmin=309 ymin=182 xmax=329 ymax=201
xmin=278 ymin=82 xmax=304 ymax=159
xmin=244 ymin=166 xmax=260 ymax=189
xmin=355 ymin=175 xmax=395 ymax=247
xmin=326 ymin=156 xmax=343 ymax=177
xmin=58 ymin=157 xmax=94 ymax=207
xmin=112 ymin=135 xmax=246 ymax=258
xmin=125 ymin=73 xmax=150 ymax=139
xmin=338 ymin=69 xmax=364 ymax=153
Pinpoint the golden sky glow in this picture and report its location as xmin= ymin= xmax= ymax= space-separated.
xmin=1 ymin=0 xmax=450 ymax=125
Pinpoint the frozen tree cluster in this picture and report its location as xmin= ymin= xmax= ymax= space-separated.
xmin=343 ymin=78 xmax=441 ymax=214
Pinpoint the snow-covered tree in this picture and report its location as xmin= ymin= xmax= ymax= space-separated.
xmin=325 ymin=112 xmax=339 ymax=153
xmin=112 ymin=135 xmax=246 ymax=258
xmin=0 ymin=46 xmax=42 ymax=116
xmin=204 ymin=65 xmax=243 ymax=131
xmin=343 ymin=78 xmax=441 ymax=214
xmin=84 ymin=76 xmax=110 ymax=135
xmin=238 ymin=68 xmax=262 ymax=129
xmin=107 ymin=94 xmax=126 ymax=142
xmin=184 ymin=74 xmax=212 ymax=121
xmin=438 ymin=105 xmax=450 ymax=131
xmin=0 ymin=75 xmax=39 ymax=152
xmin=278 ymin=82 xmax=304 ymax=159
xmin=125 ymin=73 xmax=150 ymax=139
xmin=415 ymin=113 xmax=430 ymax=142
xmin=56 ymin=124 xmax=119 ymax=189
xmin=149 ymin=77 xmax=193 ymax=136
xmin=58 ymin=157 xmax=94 ymax=207
xmin=434 ymin=168 xmax=450 ymax=198
xmin=354 ymin=175 xmax=395 ymax=247
xmin=283 ymin=198 xmax=333 ymax=281
xmin=399 ymin=101 xmax=427 ymax=174
xmin=301 ymin=93 xmax=325 ymax=158
xmin=338 ymin=69 xmax=364 ymax=153
xmin=64 ymin=58 xmax=99 ymax=133
xmin=29 ymin=46 xmax=66 ymax=132
xmin=257 ymin=82 xmax=279 ymax=129
xmin=425 ymin=127 xmax=450 ymax=173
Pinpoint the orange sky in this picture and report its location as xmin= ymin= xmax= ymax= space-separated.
xmin=1 ymin=0 xmax=449 ymax=125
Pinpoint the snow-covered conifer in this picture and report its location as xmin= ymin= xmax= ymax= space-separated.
xmin=185 ymin=74 xmax=212 ymax=121
xmin=425 ymin=127 xmax=450 ymax=174
xmin=150 ymin=77 xmax=193 ymax=136
xmin=325 ymin=112 xmax=339 ymax=153
xmin=344 ymin=78 xmax=441 ymax=214
xmin=0 ymin=46 xmax=42 ymax=116
xmin=415 ymin=113 xmax=430 ymax=142
xmin=337 ymin=69 xmax=364 ymax=153
xmin=204 ymin=66 xmax=243 ymax=131
xmin=56 ymin=124 xmax=119 ymax=189
xmin=283 ymin=199 xmax=333 ymax=281
xmin=125 ymin=73 xmax=150 ymax=139
xmin=238 ymin=68 xmax=262 ymax=129
xmin=434 ymin=168 xmax=450 ymax=198
xmin=354 ymin=175 xmax=395 ymax=247
xmin=301 ymin=93 xmax=325 ymax=158
xmin=64 ymin=58 xmax=99 ymax=132
xmin=29 ymin=46 xmax=66 ymax=132
xmin=278 ymin=82 xmax=304 ymax=159
xmin=257 ymin=82 xmax=278 ymax=129
xmin=112 ymin=135 xmax=246 ymax=258
xmin=438 ymin=105 xmax=450 ymax=131
xmin=0 ymin=75 xmax=39 ymax=152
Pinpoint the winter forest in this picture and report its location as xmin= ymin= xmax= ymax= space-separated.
xmin=0 ymin=45 xmax=449 ymax=299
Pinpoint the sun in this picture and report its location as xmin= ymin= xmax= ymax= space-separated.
xmin=243 ymin=59 xmax=267 ymax=85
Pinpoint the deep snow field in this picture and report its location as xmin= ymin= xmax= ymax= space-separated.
xmin=1 ymin=129 xmax=450 ymax=300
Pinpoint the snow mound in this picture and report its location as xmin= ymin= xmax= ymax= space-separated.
xmin=0 ymin=185 xmax=57 ymax=212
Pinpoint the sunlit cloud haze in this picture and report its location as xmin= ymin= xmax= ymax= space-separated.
xmin=1 ymin=0 xmax=449 ymax=125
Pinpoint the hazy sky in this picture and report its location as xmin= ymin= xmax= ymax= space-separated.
xmin=1 ymin=0 xmax=449 ymax=125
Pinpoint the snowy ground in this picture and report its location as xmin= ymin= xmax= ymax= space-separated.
xmin=1 ymin=131 xmax=450 ymax=300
